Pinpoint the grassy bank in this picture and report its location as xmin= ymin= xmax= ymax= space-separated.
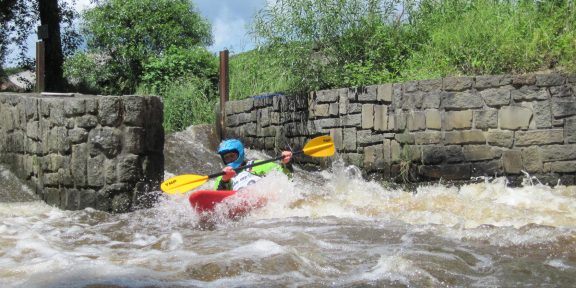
xmin=136 ymin=79 xmax=216 ymax=132
xmin=402 ymin=0 xmax=576 ymax=80
xmin=229 ymin=48 xmax=295 ymax=100
xmin=230 ymin=0 xmax=576 ymax=99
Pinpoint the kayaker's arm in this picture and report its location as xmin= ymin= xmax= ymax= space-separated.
xmin=216 ymin=178 xmax=233 ymax=190
xmin=280 ymin=161 xmax=294 ymax=175
xmin=216 ymin=166 xmax=236 ymax=190
xmin=280 ymin=150 xmax=294 ymax=175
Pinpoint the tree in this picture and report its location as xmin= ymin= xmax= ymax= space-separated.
xmin=1 ymin=0 xmax=34 ymax=77
xmin=0 ymin=0 xmax=80 ymax=89
xmin=77 ymin=0 xmax=213 ymax=94
xmin=252 ymin=0 xmax=410 ymax=92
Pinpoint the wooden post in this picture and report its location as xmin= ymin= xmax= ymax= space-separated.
xmin=219 ymin=50 xmax=229 ymax=140
xmin=36 ymin=41 xmax=45 ymax=92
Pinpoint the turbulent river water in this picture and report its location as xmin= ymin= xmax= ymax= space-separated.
xmin=1 ymin=127 xmax=576 ymax=287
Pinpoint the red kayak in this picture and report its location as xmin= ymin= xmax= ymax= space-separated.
xmin=189 ymin=190 xmax=267 ymax=219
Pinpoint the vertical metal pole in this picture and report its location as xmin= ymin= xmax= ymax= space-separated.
xmin=36 ymin=41 xmax=45 ymax=92
xmin=219 ymin=50 xmax=229 ymax=140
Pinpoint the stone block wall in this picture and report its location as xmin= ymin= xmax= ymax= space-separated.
xmin=0 ymin=93 xmax=164 ymax=212
xmin=224 ymin=93 xmax=314 ymax=164
xmin=224 ymin=73 xmax=576 ymax=185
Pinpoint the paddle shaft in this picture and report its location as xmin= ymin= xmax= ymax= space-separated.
xmin=206 ymin=150 xmax=303 ymax=179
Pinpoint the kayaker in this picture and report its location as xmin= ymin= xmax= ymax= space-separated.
xmin=215 ymin=139 xmax=293 ymax=191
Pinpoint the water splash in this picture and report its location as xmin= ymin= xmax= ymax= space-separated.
xmin=220 ymin=158 xmax=576 ymax=229
xmin=2 ymin=129 xmax=576 ymax=287
xmin=0 ymin=165 xmax=38 ymax=203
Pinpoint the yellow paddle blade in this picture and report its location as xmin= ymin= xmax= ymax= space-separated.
xmin=161 ymin=174 xmax=209 ymax=195
xmin=302 ymin=135 xmax=335 ymax=157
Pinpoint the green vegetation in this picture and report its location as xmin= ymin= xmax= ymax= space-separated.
xmin=403 ymin=0 xmax=576 ymax=80
xmin=140 ymin=46 xmax=218 ymax=95
xmin=230 ymin=0 xmax=576 ymax=99
xmin=250 ymin=0 xmax=403 ymax=94
xmin=137 ymin=78 xmax=216 ymax=132
xmin=137 ymin=46 xmax=219 ymax=132
xmin=229 ymin=48 xmax=294 ymax=100
xmin=136 ymin=47 xmax=218 ymax=131
xmin=64 ymin=0 xmax=213 ymax=95
xmin=53 ymin=0 xmax=576 ymax=130
xmin=62 ymin=0 xmax=218 ymax=131
xmin=2 ymin=66 xmax=26 ymax=75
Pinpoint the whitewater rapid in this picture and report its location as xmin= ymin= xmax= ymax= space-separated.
xmin=1 ymin=150 xmax=575 ymax=287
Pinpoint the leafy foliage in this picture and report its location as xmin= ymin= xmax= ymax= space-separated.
xmin=138 ymin=46 xmax=219 ymax=132
xmin=252 ymin=0 xmax=409 ymax=93
xmin=141 ymin=46 xmax=218 ymax=94
xmin=240 ymin=0 xmax=576 ymax=98
xmin=64 ymin=52 xmax=128 ymax=95
xmin=69 ymin=0 xmax=212 ymax=94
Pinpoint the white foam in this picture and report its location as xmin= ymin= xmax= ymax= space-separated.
xmin=545 ymin=259 xmax=574 ymax=270
xmin=355 ymin=255 xmax=439 ymax=285
xmin=1 ymin=152 xmax=576 ymax=286
xmin=229 ymin=239 xmax=286 ymax=257
xmin=264 ymin=163 xmax=576 ymax=228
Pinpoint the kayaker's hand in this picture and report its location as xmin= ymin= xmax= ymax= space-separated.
xmin=222 ymin=166 xmax=236 ymax=182
xmin=281 ymin=151 xmax=293 ymax=164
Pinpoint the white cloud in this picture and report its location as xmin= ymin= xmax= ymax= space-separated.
xmin=212 ymin=17 xmax=250 ymax=53
xmin=194 ymin=0 xmax=267 ymax=54
xmin=74 ymin=0 xmax=94 ymax=12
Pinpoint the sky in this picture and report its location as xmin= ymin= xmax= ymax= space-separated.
xmin=5 ymin=0 xmax=268 ymax=65
xmin=194 ymin=0 xmax=267 ymax=54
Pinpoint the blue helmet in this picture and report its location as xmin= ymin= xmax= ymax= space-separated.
xmin=217 ymin=139 xmax=245 ymax=169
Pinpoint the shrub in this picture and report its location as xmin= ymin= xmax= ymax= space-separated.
xmin=141 ymin=46 xmax=218 ymax=94
xmin=251 ymin=0 xmax=412 ymax=93
xmin=64 ymin=52 xmax=131 ymax=95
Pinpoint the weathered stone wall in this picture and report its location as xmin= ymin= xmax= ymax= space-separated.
xmin=224 ymin=73 xmax=576 ymax=185
xmin=0 ymin=93 xmax=164 ymax=212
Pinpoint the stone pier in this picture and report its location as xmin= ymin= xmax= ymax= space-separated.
xmin=0 ymin=93 xmax=164 ymax=212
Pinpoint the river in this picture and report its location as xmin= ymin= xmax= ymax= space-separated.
xmin=1 ymin=128 xmax=575 ymax=287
